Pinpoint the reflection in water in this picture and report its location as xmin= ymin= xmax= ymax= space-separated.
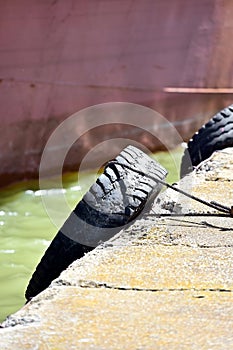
xmin=0 ymin=148 xmax=182 ymax=322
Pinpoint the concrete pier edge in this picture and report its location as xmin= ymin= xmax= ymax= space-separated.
xmin=0 ymin=148 xmax=233 ymax=349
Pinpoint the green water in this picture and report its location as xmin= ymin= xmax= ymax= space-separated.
xmin=0 ymin=148 xmax=182 ymax=322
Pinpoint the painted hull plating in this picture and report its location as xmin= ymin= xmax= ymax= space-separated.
xmin=0 ymin=0 xmax=233 ymax=186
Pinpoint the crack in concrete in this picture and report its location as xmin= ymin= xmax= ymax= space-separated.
xmin=1 ymin=281 xmax=232 ymax=329
xmin=134 ymin=240 xmax=233 ymax=249
xmin=77 ymin=280 xmax=233 ymax=293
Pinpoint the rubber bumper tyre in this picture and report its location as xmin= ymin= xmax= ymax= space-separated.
xmin=180 ymin=104 xmax=233 ymax=177
xmin=25 ymin=145 xmax=167 ymax=301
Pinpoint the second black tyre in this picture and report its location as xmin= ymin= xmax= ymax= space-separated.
xmin=180 ymin=104 xmax=233 ymax=177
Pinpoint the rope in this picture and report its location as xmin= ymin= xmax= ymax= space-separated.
xmin=109 ymin=160 xmax=233 ymax=217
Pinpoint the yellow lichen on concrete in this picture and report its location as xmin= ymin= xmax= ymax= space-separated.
xmin=62 ymin=244 xmax=233 ymax=291
xmin=1 ymin=287 xmax=233 ymax=350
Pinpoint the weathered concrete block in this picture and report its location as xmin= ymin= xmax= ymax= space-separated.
xmin=1 ymin=149 xmax=233 ymax=350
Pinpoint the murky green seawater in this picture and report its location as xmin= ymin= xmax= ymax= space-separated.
xmin=0 ymin=148 xmax=182 ymax=322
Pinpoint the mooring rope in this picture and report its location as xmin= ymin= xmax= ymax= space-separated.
xmin=109 ymin=160 xmax=233 ymax=217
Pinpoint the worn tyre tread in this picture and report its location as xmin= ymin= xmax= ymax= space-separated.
xmin=180 ymin=104 xmax=233 ymax=177
xmin=26 ymin=146 xmax=167 ymax=301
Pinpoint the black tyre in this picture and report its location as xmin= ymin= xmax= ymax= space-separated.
xmin=25 ymin=145 xmax=167 ymax=301
xmin=180 ymin=104 xmax=233 ymax=177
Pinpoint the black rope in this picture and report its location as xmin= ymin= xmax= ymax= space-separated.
xmin=108 ymin=160 xmax=233 ymax=217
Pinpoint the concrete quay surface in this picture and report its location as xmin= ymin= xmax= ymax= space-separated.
xmin=1 ymin=149 xmax=233 ymax=349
